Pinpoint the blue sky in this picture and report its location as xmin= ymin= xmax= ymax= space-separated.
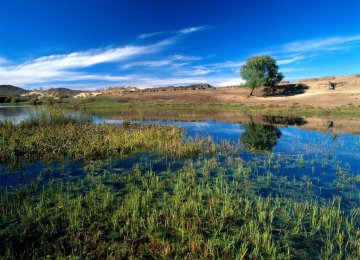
xmin=0 ymin=0 xmax=359 ymax=90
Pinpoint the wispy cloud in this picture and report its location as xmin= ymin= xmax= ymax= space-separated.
xmin=261 ymin=34 xmax=360 ymax=71
xmin=0 ymin=25 xmax=213 ymax=88
xmin=138 ymin=31 xmax=168 ymax=39
xmin=0 ymin=57 xmax=9 ymax=65
xmin=121 ymin=54 xmax=201 ymax=69
xmin=280 ymin=34 xmax=360 ymax=53
xmin=0 ymin=40 xmax=171 ymax=86
xmin=170 ymin=54 xmax=201 ymax=61
xmin=178 ymin=26 xmax=209 ymax=34
xmin=121 ymin=60 xmax=173 ymax=69
xmin=139 ymin=26 xmax=210 ymax=39
xmin=277 ymin=55 xmax=305 ymax=65
xmin=176 ymin=67 xmax=213 ymax=76
xmin=3 ymin=30 xmax=358 ymax=89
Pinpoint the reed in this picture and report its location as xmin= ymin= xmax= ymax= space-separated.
xmin=0 ymin=110 xmax=215 ymax=165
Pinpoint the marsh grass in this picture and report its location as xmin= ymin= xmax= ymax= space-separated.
xmin=0 ymin=159 xmax=359 ymax=259
xmin=0 ymin=109 xmax=216 ymax=165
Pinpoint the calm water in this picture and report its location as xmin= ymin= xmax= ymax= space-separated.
xmin=0 ymin=104 xmax=35 ymax=123
xmin=1 ymin=105 xmax=359 ymax=205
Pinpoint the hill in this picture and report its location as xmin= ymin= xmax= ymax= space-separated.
xmin=47 ymin=88 xmax=85 ymax=98
xmin=141 ymin=83 xmax=214 ymax=92
xmin=22 ymin=88 xmax=90 ymax=99
xmin=0 ymin=85 xmax=28 ymax=97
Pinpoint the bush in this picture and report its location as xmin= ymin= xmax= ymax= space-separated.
xmin=10 ymin=97 xmax=21 ymax=104
xmin=28 ymin=98 xmax=41 ymax=105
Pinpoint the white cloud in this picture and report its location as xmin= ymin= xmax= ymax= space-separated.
xmin=121 ymin=55 xmax=201 ymax=69
xmin=192 ymin=68 xmax=212 ymax=75
xmin=277 ymin=55 xmax=305 ymax=65
xmin=0 ymin=57 xmax=9 ymax=65
xmin=121 ymin=60 xmax=174 ymax=69
xmin=281 ymin=35 xmax=360 ymax=53
xmin=170 ymin=54 xmax=201 ymax=61
xmin=178 ymin=26 xmax=208 ymax=34
xmin=176 ymin=66 xmax=213 ymax=76
xmin=139 ymin=26 xmax=210 ymax=39
xmin=139 ymin=31 xmax=168 ymax=39
xmin=0 ymin=40 xmax=171 ymax=86
xmin=214 ymin=77 xmax=245 ymax=87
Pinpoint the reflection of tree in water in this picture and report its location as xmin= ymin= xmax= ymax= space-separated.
xmin=240 ymin=123 xmax=282 ymax=152
xmin=262 ymin=115 xmax=306 ymax=126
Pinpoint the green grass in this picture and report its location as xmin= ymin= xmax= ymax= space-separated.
xmin=0 ymin=109 xmax=215 ymax=165
xmin=0 ymin=159 xmax=359 ymax=259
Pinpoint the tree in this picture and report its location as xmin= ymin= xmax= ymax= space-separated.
xmin=328 ymin=81 xmax=337 ymax=90
xmin=240 ymin=55 xmax=284 ymax=96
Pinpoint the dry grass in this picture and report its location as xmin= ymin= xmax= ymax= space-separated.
xmin=104 ymin=75 xmax=360 ymax=108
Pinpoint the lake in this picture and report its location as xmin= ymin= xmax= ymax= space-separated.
xmin=1 ymin=104 xmax=360 ymax=258
xmin=1 ymin=104 xmax=359 ymax=195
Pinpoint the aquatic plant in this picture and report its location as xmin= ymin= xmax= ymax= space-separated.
xmin=0 ymin=159 xmax=359 ymax=259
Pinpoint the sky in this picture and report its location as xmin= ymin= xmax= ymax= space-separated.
xmin=0 ymin=0 xmax=359 ymax=90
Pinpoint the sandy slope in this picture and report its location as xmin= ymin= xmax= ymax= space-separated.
xmin=114 ymin=75 xmax=360 ymax=108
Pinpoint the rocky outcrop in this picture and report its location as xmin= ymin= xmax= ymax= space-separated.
xmin=73 ymin=92 xmax=102 ymax=98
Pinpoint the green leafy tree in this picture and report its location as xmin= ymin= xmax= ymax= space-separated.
xmin=240 ymin=55 xmax=284 ymax=96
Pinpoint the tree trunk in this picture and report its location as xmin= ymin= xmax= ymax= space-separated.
xmin=249 ymin=88 xmax=254 ymax=96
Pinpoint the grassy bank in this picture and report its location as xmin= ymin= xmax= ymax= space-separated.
xmin=61 ymin=98 xmax=360 ymax=117
xmin=0 ymin=110 xmax=215 ymax=165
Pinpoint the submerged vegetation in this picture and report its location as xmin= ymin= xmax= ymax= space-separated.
xmin=1 ymin=156 xmax=359 ymax=259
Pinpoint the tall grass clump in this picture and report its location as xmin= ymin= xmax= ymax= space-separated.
xmin=0 ymin=109 xmax=215 ymax=165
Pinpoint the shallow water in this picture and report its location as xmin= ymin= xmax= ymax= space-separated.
xmin=1 ymin=105 xmax=359 ymax=205
xmin=0 ymin=104 xmax=35 ymax=124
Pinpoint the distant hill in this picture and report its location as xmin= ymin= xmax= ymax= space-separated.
xmin=21 ymin=87 xmax=88 ymax=99
xmin=141 ymin=83 xmax=214 ymax=92
xmin=0 ymin=85 xmax=28 ymax=97
xmin=47 ymin=88 xmax=85 ymax=98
